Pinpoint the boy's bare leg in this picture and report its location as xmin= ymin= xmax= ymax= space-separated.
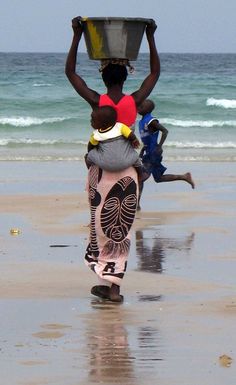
xmin=159 ymin=172 xmax=195 ymax=189
xmin=184 ymin=172 xmax=195 ymax=188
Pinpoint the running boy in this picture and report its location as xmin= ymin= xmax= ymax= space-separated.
xmin=138 ymin=99 xmax=195 ymax=209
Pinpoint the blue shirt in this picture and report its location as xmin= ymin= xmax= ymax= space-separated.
xmin=138 ymin=113 xmax=159 ymax=155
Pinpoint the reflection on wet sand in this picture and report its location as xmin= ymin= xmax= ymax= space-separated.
xmin=135 ymin=230 xmax=195 ymax=273
xmin=86 ymin=301 xmax=135 ymax=383
xmin=138 ymin=294 xmax=162 ymax=302
xmin=137 ymin=326 xmax=163 ymax=366
xmin=84 ymin=300 xmax=163 ymax=384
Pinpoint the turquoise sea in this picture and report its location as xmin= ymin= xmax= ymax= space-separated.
xmin=0 ymin=52 xmax=236 ymax=162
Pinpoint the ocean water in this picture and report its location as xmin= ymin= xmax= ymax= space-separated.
xmin=0 ymin=52 xmax=236 ymax=162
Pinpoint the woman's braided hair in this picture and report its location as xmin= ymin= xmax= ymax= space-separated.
xmin=100 ymin=59 xmax=134 ymax=86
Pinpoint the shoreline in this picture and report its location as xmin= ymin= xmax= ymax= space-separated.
xmin=1 ymin=160 xmax=236 ymax=384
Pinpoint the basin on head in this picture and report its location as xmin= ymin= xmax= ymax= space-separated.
xmin=81 ymin=17 xmax=152 ymax=60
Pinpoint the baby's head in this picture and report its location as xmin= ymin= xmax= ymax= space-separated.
xmin=91 ymin=106 xmax=117 ymax=130
xmin=138 ymin=99 xmax=155 ymax=116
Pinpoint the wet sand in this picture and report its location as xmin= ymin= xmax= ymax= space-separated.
xmin=0 ymin=161 xmax=236 ymax=384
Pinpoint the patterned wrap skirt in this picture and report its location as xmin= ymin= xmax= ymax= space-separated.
xmin=85 ymin=165 xmax=138 ymax=286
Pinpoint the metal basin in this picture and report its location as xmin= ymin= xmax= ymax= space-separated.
xmin=81 ymin=17 xmax=152 ymax=60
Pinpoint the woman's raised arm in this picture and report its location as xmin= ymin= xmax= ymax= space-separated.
xmin=132 ymin=19 xmax=160 ymax=106
xmin=65 ymin=17 xmax=99 ymax=108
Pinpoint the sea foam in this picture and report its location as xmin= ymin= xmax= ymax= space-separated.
xmin=206 ymin=98 xmax=236 ymax=109
xmin=33 ymin=83 xmax=52 ymax=87
xmin=166 ymin=141 xmax=236 ymax=149
xmin=161 ymin=118 xmax=236 ymax=128
xmin=0 ymin=138 xmax=87 ymax=146
xmin=0 ymin=116 xmax=69 ymax=127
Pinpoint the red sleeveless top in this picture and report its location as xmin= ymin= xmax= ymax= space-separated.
xmin=99 ymin=94 xmax=137 ymax=127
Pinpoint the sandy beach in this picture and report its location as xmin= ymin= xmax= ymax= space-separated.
xmin=1 ymin=160 xmax=236 ymax=385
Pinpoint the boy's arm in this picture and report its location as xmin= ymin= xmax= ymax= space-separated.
xmin=148 ymin=119 xmax=168 ymax=147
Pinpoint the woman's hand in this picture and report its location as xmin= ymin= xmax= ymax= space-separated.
xmin=71 ymin=16 xmax=84 ymax=35
xmin=146 ymin=19 xmax=157 ymax=38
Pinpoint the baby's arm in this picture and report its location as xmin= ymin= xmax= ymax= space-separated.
xmin=121 ymin=124 xmax=140 ymax=149
xmin=85 ymin=133 xmax=99 ymax=169
xmin=127 ymin=132 xmax=140 ymax=149
xmin=87 ymin=133 xmax=99 ymax=152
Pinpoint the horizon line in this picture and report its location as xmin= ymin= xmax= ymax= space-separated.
xmin=1 ymin=51 xmax=236 ymax=55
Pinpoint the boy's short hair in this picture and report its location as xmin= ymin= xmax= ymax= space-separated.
xmin=145 ymin=99 xmax=155 ymax=112
xmin=138 ymin=99 xmax=155 ymax=115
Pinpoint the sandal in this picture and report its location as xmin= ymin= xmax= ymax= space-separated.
xmin=109 ymin=283 xmax=124 ymax=302
xmin=109 ymin=293 xmax=124 ymax=302
xmin=91 ymin=285 xmax=110 ymax=299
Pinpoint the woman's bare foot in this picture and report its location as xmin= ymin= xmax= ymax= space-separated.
xmin=109 ymin=284 xmax=124 ymax=302
xmin=185 ymin=172 xmax=195 ymax=189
